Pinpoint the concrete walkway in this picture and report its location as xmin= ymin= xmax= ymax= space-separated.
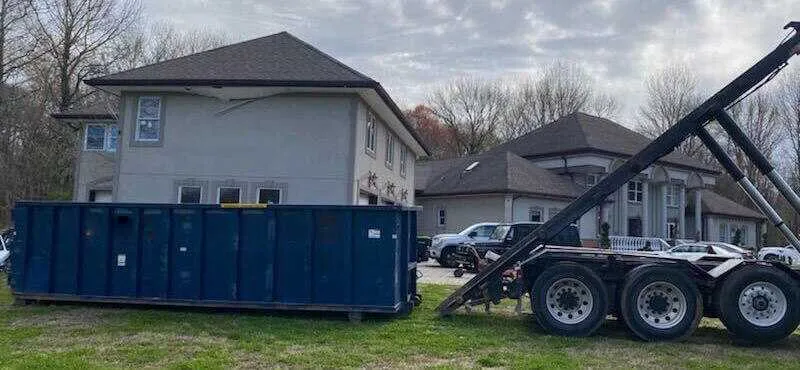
xmin=417 ymin=259 xmax=475 ymax=285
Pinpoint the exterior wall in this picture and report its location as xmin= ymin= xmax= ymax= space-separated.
xmin=353 ymin=99 xmax=415 ymax=205
xmin=73 ymin=124 xmax=117 ymax=202
xmin=706 ymin=215 xmax=760 ymax=248
xmin=510 ymin=196 xmax=598 ymax=241
xmin=417 ymin=195 xmax=505 ymax=236
xmin=115 ymin=92 xmax=355 ymax=204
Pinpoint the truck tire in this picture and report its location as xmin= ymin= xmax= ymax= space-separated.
xmin=437 ymin=247 xmax=457 ymax=268
xmin=714 ymin=265 xmax=800 ymax=344
xmin=531 ymin=262 xmax=608 ymax=337
xmin=619 ymin=266 xmax=702 ymax=342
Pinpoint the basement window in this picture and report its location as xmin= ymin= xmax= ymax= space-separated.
xmin=257 ymin=188 xmax=281 ymax=205
xmin=217 ymin=187 xmax=241 ymax=204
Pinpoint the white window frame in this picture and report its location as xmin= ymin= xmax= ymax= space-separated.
xmin=385 ymin=133 xmax=395 ymax=169
xmin=399 ymin=145 xmax=408 ymax=177
xmin=627 ymin=180 xmax=643 ymax=203
xmin=667 ymin=222 xmax=677 ymax=239
xmin=257 ymin=187 xmax=282 ymax=205
xmin=216 ymin=186 xmax=241 ymax=204
xmin=135 ymin=96 xmax=162 ymax=142
xmin=437 ymin=208 xmax=446 ymax=226
xmin=84 ymin=123 xmax=118 ymax=152
xmin=177 ymin=185 xmax=202 ymax=204
xmin=365 ymin=110 xmax=377 ymax=154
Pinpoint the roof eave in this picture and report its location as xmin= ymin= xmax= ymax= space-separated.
xmin=51 ymin=113 xmax=115 ymax=120
xmin=704 ymin=211 xmax=766 ymax=220
xmin=523 ymin=149 xmax=720 ymax=175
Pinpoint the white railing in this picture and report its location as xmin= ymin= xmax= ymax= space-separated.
xmin=609 ymin=236 xmax=671 ymax=251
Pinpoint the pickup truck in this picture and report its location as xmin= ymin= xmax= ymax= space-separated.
xmin=456 ymin=221 xmax=581 ymax=261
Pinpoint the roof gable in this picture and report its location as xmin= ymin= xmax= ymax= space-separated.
xmin=419 ymin=151 xmax=583 ymax=198
xmin=86 ymin=32 xmax=373 ymax=86
xmin=490 ymin=112 xmax=717 ymax=174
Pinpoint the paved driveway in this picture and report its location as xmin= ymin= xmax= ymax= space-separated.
xmin=417 ymin=259 xmax=475 ymax=285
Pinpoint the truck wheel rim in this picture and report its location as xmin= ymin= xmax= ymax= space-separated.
xmin=635 ymin=281 xmax=687 ymax=329
xmin=545 ymin=278 xmax=593 ymax=324
xmin=738 ymin=281 xmax=787 ymax=327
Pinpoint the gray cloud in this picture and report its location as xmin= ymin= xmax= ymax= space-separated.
xmin=143 ymin=0 xmax=800 ymax=123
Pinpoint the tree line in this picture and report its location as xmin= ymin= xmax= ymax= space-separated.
xmin=406 ymin=62 xmax=800 ymax=246
xmin=0 ymin=0 xmax=227 ymax=225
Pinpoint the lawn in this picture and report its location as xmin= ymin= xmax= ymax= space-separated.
xmin=1 ymin=275 xmax=800 ymax=369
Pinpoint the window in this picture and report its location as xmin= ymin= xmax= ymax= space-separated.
xmin=719 ymin=223 xmax=728 ymax=242
xmin=217 ymin=187 xmax=241 ymax=204
xmin=473 ymin=225 xmax=496 ymax=238
xmin=178 ymin=186 xmax=201 ymax=204
xmin=586 ymin=174 xmax=598 ymax=188
xmin=548 ymin=208 xmax=561 ymax=220
xmin=88 ymin=189 xmax=112 ymax=203
xmin=399 ymin=146 xmax=408 ymax=177
xmin=627 ymin=180 xmax=643 ymax=203
xmin=529 ymin=207 xmax=543 ymax=222
xmin=385 ymin=133 xmax=395 ymax=168
xmin=84 ymin=123 xmax=118 ymax=152
xmin=257 ymin=188 xmax=281 ymax=204
xmin=666 ymin=184 xmax=681 ymax=207
xmin=437 ymin=208 xmax=446 ymax=226
xmin=136 ymin=96 xmax=161 ymax=141
xmin=365 ymin=110 xmax=377 ymax=154
xmin=741 ymin=225 xmax=748 ymax=245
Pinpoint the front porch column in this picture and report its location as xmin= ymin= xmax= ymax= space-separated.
xmin=694 ymin=189 xmax=702 ymax=240
xmin=679 ymin=186 xmax=686 ymax=238
xmin=620 ymin=186 xmax=628 ymax=236
xmin=642 ymin=181 xmax=650 ymax=237
xmin=660 ymin=183 xmax=668 ymax=238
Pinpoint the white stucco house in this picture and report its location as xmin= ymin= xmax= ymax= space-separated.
xmin=53 ymin=32 xmax=428 ymax=206
xmin=416 ymin=113 xmax=766 ymax=247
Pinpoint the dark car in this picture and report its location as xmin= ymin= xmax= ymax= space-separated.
xmin=456 ymin=221 xmax=581 ymax=260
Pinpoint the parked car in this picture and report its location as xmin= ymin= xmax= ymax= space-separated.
xmin=429 ymin=222 xmax=499 ymax=267
xmin=0 ymin=228 xmax=14 ymax=272
xmin=662 ymin=242 xmax=743 ymax=259
xmin=702 ymin=241 xmax=754 ymax=259
xmin=758 ymin=244 xmax=800 ymax=267
xmin=453 ymin=221 xmax=581 ymax=268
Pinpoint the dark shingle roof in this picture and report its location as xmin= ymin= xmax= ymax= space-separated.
xmin=51 ymin=102 xmax=116 ymax=120
xmin=418 ymin=151 xmax=584 ymax=198
xmin=701 ymin=189 xmax=765 ymax=220
xmin=84 ymin=32 xmax=429 ymax=155
xmin=489 ymin=112 xmax=717 ymax=174
xmin=86 ymin=32 xmax=373 ymax=86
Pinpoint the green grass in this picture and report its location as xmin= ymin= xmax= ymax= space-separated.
xmin=2 ymin=276 xmax=800 ymax=369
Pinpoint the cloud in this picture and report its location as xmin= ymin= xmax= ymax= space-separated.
xmin=141 ymin=0 xmax=800 ymax=123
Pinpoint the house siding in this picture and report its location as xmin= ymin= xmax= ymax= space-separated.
xmin=353 ymin=99 xmax=415 ymax=205
xmin=115 ymin=92 xmax=354 ymax=204
xmin=706 ymin=215 xmax=760 ymax=248
xmin=74 ymin=125 xmax=117 ymax=202
xmin=510 ymin=197 xmax=598 ymax=241
xmin=417 ymin=195 xmax=505 ymax=236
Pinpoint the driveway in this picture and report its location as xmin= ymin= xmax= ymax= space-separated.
xmin=417 ymin=259 xmax=475 ymax=285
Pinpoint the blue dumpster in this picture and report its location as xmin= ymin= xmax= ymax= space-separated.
xmin=9 ymin=202 xmax=419 ymax=315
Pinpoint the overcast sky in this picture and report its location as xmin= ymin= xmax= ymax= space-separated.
xmin=142 ymin=0 xmax=800 ymax=125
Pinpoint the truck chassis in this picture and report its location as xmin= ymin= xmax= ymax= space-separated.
xmin=437 ymin=22 xmax=800 ymax=344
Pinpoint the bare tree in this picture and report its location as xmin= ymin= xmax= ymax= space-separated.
xmin=30 ymin=0 xmax=141 ymax=112
xmin=502 ymin=61 xmax=619 ymax=140
xmin=427 ymin=77 xmax=507 ymax=156
xmin=778 ymin=69 xmax=800 ymax=187
xmin=637 ymin=63 xmax=709 ymax=161
xmin=114 ymin=22 xmax=228 ymax=71
xmin=0 ymin=0 xmax=40 ymax=83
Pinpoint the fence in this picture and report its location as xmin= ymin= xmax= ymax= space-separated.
xmin=609 ymin=235 xmax=671 ymax=251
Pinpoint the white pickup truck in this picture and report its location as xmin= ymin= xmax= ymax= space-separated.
xmin=429 ymin=223 xmax=498 ymax=267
